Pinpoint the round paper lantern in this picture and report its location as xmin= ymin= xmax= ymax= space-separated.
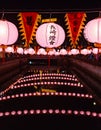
xmin=36 ymin=23 xmax=65 ymax=48
xmin=92 ymin=48 xmax=98 ymax=54
xmin=60 ymin=48 xmax=67 ymax=55
xmin=71 ymin=49 xmax=79 ymax=55
xmin=80 ymin=48 xmax=88 ymax=55
xmin=17 ymin=47 xmax=23 ymax=54
xmin=83 ymin=18 xmax=101 ymax=43
xmin=5 ymin=46 xmax=14 ymax=53
xmin=0 ymin=20 xmax=18 ymax=45
xmin=28 ymin=48 xmax=35 ymax=55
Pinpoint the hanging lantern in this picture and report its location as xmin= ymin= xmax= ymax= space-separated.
xmin=28 ymin=48 xmax=35 ymax=55
xmin=71 ymin=48 xmax=79 ymax=55
xmin=80 ymin=48 xmax=89 ymax=55
xmin=60 ymin=48 xmax=67 ymax=55
xmin=5 ymin=46 xmax=14 ymax=53
xmin=83 ymin=18 xmax=101 ymax=44
xmin=0 ymin=20 xmax=18 ymax=45
xmin=17 ymin=47 xmax=23 ymax=54
xmin=36 ymin=23 xmax=65 ymax=48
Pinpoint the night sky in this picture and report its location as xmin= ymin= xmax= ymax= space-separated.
xmin=0 ymin=0 xmax=101 ymax=11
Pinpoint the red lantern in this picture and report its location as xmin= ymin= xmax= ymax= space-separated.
xmin=0 ymin=20 xmax=18 ymax=45
xmin=84 ymin=18 xmax=101 ymax=44
xmin=36 ymin=23 xmax=65 ymax=48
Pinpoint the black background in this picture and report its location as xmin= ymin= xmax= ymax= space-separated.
xmin=0 ymin=0 xmax=101 ymax=11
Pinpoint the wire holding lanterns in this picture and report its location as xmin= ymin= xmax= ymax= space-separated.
xmin=0 ymin=11 xmax=18 ymax=62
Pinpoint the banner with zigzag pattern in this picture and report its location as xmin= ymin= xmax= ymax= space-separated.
xmin=17 ymin=12 xmax=41 ymax=47
xmin=65 ymin=12 xmax=87 ymax=48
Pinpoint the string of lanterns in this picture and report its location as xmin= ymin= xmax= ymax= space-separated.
xmin=0 ymin=11 xmax=101 ymax=59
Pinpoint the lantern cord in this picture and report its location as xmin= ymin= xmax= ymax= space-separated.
xmin=99 ymin=11 xmax=101 ymax=17
xmin=0 ymin=8 xmax=101 ymax=14
xmin=49 ymin=13 xmax=52 ymax=22
xmin=1 ymin=10 xmax=4 ymax=20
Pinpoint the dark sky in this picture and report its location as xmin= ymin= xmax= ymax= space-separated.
xmin=0 ymin=0 xmax=101 ymax=11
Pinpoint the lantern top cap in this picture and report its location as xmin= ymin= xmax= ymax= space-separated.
xmin=0 ymin=19 xmax=7 ymax=21
xmin=90 ymin=17 xmax=101 ymax=21
xmin=95 ymin=17 xmax=101 ymax=19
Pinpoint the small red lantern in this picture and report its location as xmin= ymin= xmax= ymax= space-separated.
xmin=36 ymin=23 xmax=65 ymax=48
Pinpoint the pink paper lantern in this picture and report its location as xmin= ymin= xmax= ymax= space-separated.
xmin=0 ymin=20 xmax=18 ymax=45
xmin=84 ymin=18 xmax=101 ymax=43
xmin=36 ymin=23 xmax=65 ymax=48
xmin=80 ymin=48 xmax=88 ymax=55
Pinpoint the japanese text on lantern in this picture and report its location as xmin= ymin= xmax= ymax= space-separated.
xmin=48 ymin=25 xmax=56 ymax=45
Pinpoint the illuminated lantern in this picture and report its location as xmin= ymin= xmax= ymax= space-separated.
xmin=17 ymin=47 xmax=23 ymax=54
xmin=48 ymin=49 xmax=56 ymax=55
xmin=83 ymin=18 xmax=101 ymax=43
xmin=28 ymin=48 xmax=35 ymax=55
xmin=80 ymin=48 xmax=88 ymax=55
xmin=0 ymin=20 xmax=18 ymax=45
xmin=92 ymin=48 xmax=98 ymax=54
xmin=5 ymin=46 xmax=14 ymax=53
xmin=37 ymin=48 xmax=47 ymax=55
xmin=60 ymin=48 xmax=67 ymax=55
xmin=36 ymin=23 xmax=65 ymax=48
xmin=0 ymin=47 xmax=2 ymax=52
xmin=71 ymin=49 xmax=79 ymax=55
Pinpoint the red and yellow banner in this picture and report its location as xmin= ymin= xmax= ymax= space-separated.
xmin=65 ymin=12 xmax=87 ymax=48
xmin=17 ymin=12 xmax=41 ymax=47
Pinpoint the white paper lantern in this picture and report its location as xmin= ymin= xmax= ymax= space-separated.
xmin=5 ymin=46 xmax=14 ymax=53
xmin=36 ymin=23 xmax=65 ymax=48
xmin=17 ymin=47 xmax=23 ymax=54
xmin=28 ymin=48 xmax=35 ymax=55
xmin=80 ymin=48 xmax=88 ymax=55
xmin=92 ymin=48 xmax=98 ymax=54
xmin=60 ymin=48 xmax=67 ymax=55
xmin=71 ymin=49 xmax=79 ymax=55
xmin=0 ymin=20 xmax=18 ymax=45
xmin=84 ymin=18 xmax=101 ymax=43
xmin=37 ymin=48 xmax=47 ymax=55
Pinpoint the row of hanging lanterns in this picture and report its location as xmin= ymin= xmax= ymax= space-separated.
xmin=2 ymin=46 xmax=100 ymax=56
xmin=0 ymin=12 xmax=101 ymax=49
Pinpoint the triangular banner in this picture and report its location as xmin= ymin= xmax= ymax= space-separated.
xmin=65 ymin=12 xmax=87 ymax=48
xmin=17 ymin=12 xmax=41 ymax=47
